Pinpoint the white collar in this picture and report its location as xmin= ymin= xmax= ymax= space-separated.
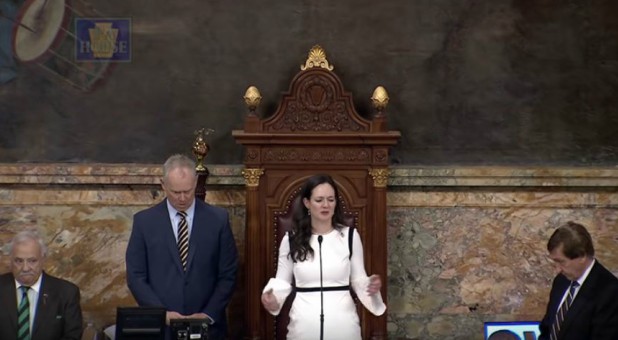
xmin=574 ymin=258 xmax=595 ymax=286
xmin=166 ymin=199 xmax=196 ymax=217
xmin=14 ymin=272 xmax=43 ymax=293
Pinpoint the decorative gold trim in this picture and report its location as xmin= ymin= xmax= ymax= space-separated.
xmin=371 ymin=86 xmax=390 ymax=111
xmin=242 ymin=168 xmax=264 ymax=187
xmin=300 ymin=45 xmax=334 ymax=71
xmin=369 ymin=168 xmax=389 ymax=188
xmin=243 ymin=86 xmax=262 ymax=111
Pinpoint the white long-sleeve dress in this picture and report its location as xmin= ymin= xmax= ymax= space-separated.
xmin=262 ymin=226 xmax=386 ymax=340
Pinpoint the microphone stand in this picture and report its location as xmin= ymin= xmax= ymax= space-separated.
xmin=318 ymin=235 xmax=324 ymax=340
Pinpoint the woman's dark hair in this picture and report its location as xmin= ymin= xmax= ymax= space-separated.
xmin=288 ymin=174 xmax=347 ymax=262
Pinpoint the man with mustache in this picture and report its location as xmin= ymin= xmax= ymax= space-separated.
xmin=0 ymin=230 xmax=83 ymax=340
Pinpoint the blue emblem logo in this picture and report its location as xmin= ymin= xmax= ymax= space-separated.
xmin=75 ymin=18 xmax=131 ymax=61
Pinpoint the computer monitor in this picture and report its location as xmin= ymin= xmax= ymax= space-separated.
xmin=115 ymin=306 xmax=166 ymax=340
xmin=484 ymin=321 xmax=541 ymax=340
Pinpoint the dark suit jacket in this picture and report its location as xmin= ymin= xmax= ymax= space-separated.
xmin=0 ymin=272 xmax=83 ymax=340
xmin=539 ymin=260 xmax=618 ymax=340
xmin=126 ymin=199 xmax=239 ymax=340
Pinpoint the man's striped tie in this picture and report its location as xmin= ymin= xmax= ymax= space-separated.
xmin=17 ymin=286 xmax=30 ymax=340
xmin=550 ymin=281 xmax=579 ymax=340
xmin=177 ymin=211 xmax=189 ymax=271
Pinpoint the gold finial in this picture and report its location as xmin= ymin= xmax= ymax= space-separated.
xmin=371 ymin=86 xmax=389 ymax=112
xmin=301 ymin=45 xmax=334 ymax=71
xmin=192 ymin=128 xmax=214 ymax=171
xmin=244 ymin=86 xmax=262 ymax=112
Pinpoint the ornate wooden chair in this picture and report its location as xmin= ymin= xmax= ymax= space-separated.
xmin=233 ymin=45 xmax=400 ymax=340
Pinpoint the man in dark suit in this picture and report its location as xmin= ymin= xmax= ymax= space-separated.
xmin=0 ymin=230 xmax=83 ymax=340
xmin=539 ymin=221 xmax=618 ymax=340
xmin=126 ymin=154 xmax=239 ymax=340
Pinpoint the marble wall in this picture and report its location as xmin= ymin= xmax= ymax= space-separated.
xmin=0 ymin=164 xmax=247 ymax=337
xmin=1 ymin=164 xmax=617 ymax=340
xmin=386 ymin=167 xmax=618 ymax=339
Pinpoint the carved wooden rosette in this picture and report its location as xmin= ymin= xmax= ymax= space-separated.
xmin=233 ymin=46 xmax=400 ymax=340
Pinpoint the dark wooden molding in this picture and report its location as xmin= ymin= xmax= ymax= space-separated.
xmin=195 ymin=168 xmax=209 ymax=201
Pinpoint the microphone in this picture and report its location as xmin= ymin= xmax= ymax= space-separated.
xmin=318 ymin=235 xmax=324 ymax=340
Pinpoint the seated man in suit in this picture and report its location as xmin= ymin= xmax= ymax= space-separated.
xmin=0 ymin=230 xmax=83 ymax=340
xmin=126 ymin=154 xmax=239 ymax=340
xmin=539 ymin=221 xmax=618 ymax=340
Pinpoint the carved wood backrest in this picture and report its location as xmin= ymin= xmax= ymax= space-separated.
xmin=233 ymin=45 xmax=400 ymax=340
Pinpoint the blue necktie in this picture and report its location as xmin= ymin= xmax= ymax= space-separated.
xmin=550 ymin=281 xmax=579 ymax=340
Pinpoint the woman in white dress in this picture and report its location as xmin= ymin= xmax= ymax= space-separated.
xmin=261 ymin=174 xmax=386 ymax=340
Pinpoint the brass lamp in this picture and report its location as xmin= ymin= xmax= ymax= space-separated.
xmin=192 ymin=128 xmax=213 ymax=172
